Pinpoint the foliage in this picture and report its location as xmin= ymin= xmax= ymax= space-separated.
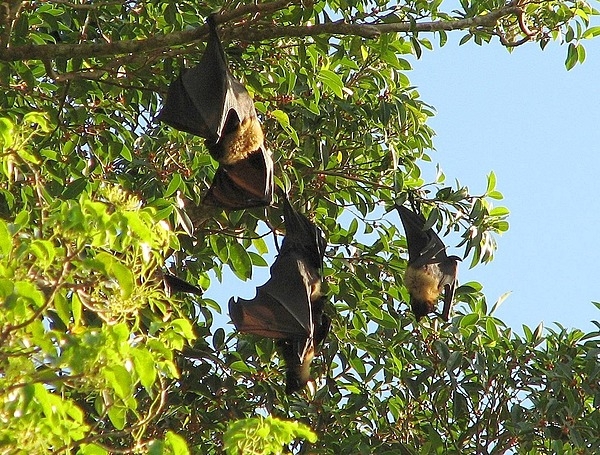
xmin=1 ymin=0 xmax=599 ymax=454
xmin=224 ymin=416 xmax=317 ymax=455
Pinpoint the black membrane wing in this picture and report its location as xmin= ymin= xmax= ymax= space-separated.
xmin=158 ymin=17 xmax=256 ymax=141
xmin=396 ymin=204 xmax=448 ymax=267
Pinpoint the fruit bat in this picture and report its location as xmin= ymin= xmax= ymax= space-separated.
xmin=163 ymin=273 xmax=203 ymax=296
xmin=158 ymin=16 xmax=273 ymax=210
xmin=229 ymin=196 xmax=330 ymax=394
xmin=395 ymin=204 xmax=460 ymax=321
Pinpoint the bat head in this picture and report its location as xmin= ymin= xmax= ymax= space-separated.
xmin=277 ymin=310 xmax=330 ymax=394
xmin=313 ymin=310 xmax=331 ymax=348
xmin=277 ymin=337 xmax=314 ymax=394
xmin=410 ymin=298 xmax=436 ymax=321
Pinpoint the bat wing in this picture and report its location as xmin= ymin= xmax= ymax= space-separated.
xmin=228 ymin=290 xmax=307 ymax=339
xmin=182 ymin=24 xmax=256 ymax=141
xmin=203 ymin=145 xmax=273 ymax=209
xmin=311 ymin=296 xmax=331 ymax=347
xmin=229 ymin=198 xmax=326 ymax=336
xmin=157 ymin=74 xmax=213 ymax=137
xmin=163 ymin=273 xmax=203 ymax=296
xmin=281 ymin=195 xmax=326 ymax=269
xmin=158 ymin=17 xmax=256 ymax=141
xmin=259 ymin=253 xmax=315 ymax=335
xmin=440 ymin=282 xmax=456 ymax=321
xmin=439 ymin=258 xmax=459 ymax=321
xmin=396 ymin=204 xmax=448 ymax=268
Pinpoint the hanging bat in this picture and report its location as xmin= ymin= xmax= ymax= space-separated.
xmin=395 ymin=204 xmax=460 ymax=321
xmin=163 ymin=273 xmax=203 ymax=296
xmin=158 ymin=16 xmax=273 ymax=210
xmin=229 ymin=196 xmax=330 ymax=394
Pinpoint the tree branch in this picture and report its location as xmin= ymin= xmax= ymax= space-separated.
xmin=0 ymin=4 xmax=522 ymax=62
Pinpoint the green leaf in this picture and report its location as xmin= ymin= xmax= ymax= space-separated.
xmin=460 ymin=313 xmax=479 ymax=328
xmin=565 ymin=43 xmax=578 ymax=70
xmin=107 ymin=405 xmax=127 ymax=430
xmin=14 ymin=209 xmax=30 ymax=229
xmin=533 ymin=322 xmax=544 ymax=342
xmin=15 ymin=281 xmax=45 ymax=308
xmin=438 ymin=30 xmax=448 ymax=47
xmin=104 ymin=365 xmax=132 ymax=399
xmin=486 ymin=317 xmax=499 ymax=341
xmin=248 ymin=251 xmax=268 ymax=267
xmin=165 ymin=431 xmax=190 ymax=455
xmin=446 ymin=351 xmax=462 ymax=372
xmin=317 ymin=69 xmax=344 ymax=98
xmin=62 ymin=178 xmax=89 ymax=199
xmin=490 ymin=207 xmax=509 ymax=217
xmin=272 ymin=109 xmax=300 ymax=146
xmin=411 ymin=37 xmax=422 ymax=59
xmin=165 ymin=173 xmax=183 ymax=197
xmin=95 ymin=252 xmax=134 ymax=298
xmin=212 ymin=328 xmax=225 ymax=350
xmin=78 ymin=444 xmax=109 ymax=455
xmin=112 ymin=262 xmax=134 ymax=299
xmin=54 ymin=292 xmax=71 ymax=326
xmin=228 ymin=241 xmax=252 ymax=280
xmin=252 ymin=236 xmax=269 ymax=255
xmin=121 ymin=144 xmax=133 ymax=162
xmin=229 ymin=361 xmax=253 ymax=373
xmin=132 ymin=348 xmax=157 ymax=390
xmin=23 ymin=112 xmax=51 ymax=132
xmin=486 ymin=171 xmax=496 ymax=194
xmin=582 ymin=26 xmax=600 ymax=38
xmin=0 ymin=117 xmax=14 ymax=147
xmin=577 ymin=43 xmax=586 ymax=64
xmin=459 ymin=33 xmax=472 ymax=45
xmin=147 ymin=440 xmax=165 ymax=455
xmin=16 ymin=144 xmax=41 ymax=164
xmin=210 ymin=234 xmax=229 ymax=263
xmin=29 ymin=239 xmax=56 ymax=267
xmin=171 ymin=318 xmax=196 ymax=341
xmin=0 ymin=219 xmax=12 ymax=255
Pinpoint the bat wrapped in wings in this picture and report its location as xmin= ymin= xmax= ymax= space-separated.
xmin=396 ymin=204 xmax=460 ymax=321
xmin=158 ymin=16 xmax=273 ymax=210
xmin=229 ymin=196 xmax=330 ymax=394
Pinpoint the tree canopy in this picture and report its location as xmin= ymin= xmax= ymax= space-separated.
xmin=1 ymin=0 xmax=599 ymax=454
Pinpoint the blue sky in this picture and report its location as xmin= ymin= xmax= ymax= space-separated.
xmin=407 ymin=34 xmax=600 ymax=333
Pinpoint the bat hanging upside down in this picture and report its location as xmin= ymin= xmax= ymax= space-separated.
xmin=229 ymin=196 xmax=330 ymax=394
xmin=395 ymin=204 xmax=460 ymax=321
xmin=158 ymin=15 xmax=273 ymax=210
